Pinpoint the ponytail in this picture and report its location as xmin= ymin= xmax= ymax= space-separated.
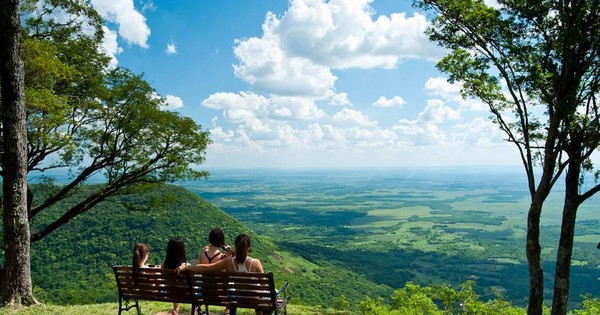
xmin=234 ymin=234 xmax=251 ymax=265
xmin=132 ymin=242 xmax=148 ymax=286
xmin=132 ymin=242 xmax=149 ymax=273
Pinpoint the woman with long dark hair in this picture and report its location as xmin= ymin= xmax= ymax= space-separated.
xmin=162 ymin=238 xmax=187 ymax=315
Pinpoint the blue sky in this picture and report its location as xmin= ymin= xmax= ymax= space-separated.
xmin=90 ymin=0 xmax=518 ymax=169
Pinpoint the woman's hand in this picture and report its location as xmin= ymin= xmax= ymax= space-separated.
xmin=223 ymin=245 xmax=233 ymax=258
xmin=175 ymin=264 xmax=187 ymax=275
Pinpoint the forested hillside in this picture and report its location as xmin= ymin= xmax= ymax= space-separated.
xmin=0 ymin=183 xmax=391 ymax=306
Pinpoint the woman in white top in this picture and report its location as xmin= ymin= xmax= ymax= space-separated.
xmin=177 ymin=234 xmax=265 ymax=315
xmin=132 ymin=242 xmax=149 ymax=272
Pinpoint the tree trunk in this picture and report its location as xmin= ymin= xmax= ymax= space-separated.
xmin=551 ymin=163 xmax=581 ymax=315
xmin=526 ymin=199 xmax=544 ymax=315
xmin=0 ymin=0 xmax=37 ymax=306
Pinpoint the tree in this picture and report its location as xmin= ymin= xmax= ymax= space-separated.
xmin=0 ymin=0 xmax=211 ymax=305
xmin=0 ymin=0 xmax=37 ymax=306
xmin=415 ymin=0 xmax=600 ymax=314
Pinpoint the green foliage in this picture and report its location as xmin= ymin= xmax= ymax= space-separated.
xmin=333 ymin=295 xmax=350 ymax=311
xmin=1 ymin=0 xmax=212 ymax=247
xmin=358 ymin=281 xmax=527 ymax=315
xmin=391 ymin=283 xmax=441 ymax=315
xmin=572 ymin=295 xmax=600 ymax=315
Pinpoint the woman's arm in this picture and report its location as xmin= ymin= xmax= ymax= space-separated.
xmin=251 ymin=259 xmax=264 ymax=273
xmin=176 ymin=257 xmax=230 ymax=274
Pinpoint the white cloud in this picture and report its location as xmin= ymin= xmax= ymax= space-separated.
xmin=392 ymin=119 xmax=447 ymax=146
xmin=202 ymin=92 xmax=269 ymax=111
xmin=233 ymin=35 xmax=336 ymax=97
xmin=203 ymin=92 xmax=325 ymax=121
xmin=425 ymin=77 xmax=463 ymax=96
xmin=267 ymin=0 xmax=444 ymax=69
xmin=166 ymin=43 xmax=177 ymax=54
xmin=91 ymin=0 xmax=151 ymax=48
xmin=417 ymin=99 xmax=461 ymax=124
xmin=372 ymin=96 xmax=406 ymax=108
xmin=332 ymin=108 xmax=378 ymax=127
xmin=330 ymin=92 xmax=352 ymax=106
xmin=99 ymin=26 xmax=122 ymax=69
xmin=425 ymin=77 xmax=487 ymax=111
xmin=163 ymin=95 xmax=183 ymax=109
xmin=452 ymin=117 xmax=504 ymax=145
xmin=270 ymin=96 xmax=326 ymax=120
xmin=232 ymin=0 xmax=444 ymax=98
xmin=141 ymin=0 xmax=156 ymax=12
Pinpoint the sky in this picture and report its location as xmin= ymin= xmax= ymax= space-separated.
xmin=89 ymin=0 xmax=519 ymax=170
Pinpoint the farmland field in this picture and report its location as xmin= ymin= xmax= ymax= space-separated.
xmin=183 ymin=166 xmax=600 ymax=306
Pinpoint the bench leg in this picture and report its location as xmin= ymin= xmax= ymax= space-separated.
xmin=118 ymin=297 xmax=140 ymax=315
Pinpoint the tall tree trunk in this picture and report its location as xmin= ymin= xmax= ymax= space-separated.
xmin=0 ymin=0 xmax=37 ymax=306
xmin=551 ymin=163 xmax=581 ymax=315
xmin=527 ymin=199 xmax=544 ymax=315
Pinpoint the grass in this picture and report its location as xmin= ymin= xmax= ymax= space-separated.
xmin=0 ymin=302 xmax=352 ymax=315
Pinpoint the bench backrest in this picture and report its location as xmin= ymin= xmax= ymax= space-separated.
xmin=187 ymin=271 xmax=278 ymax=311
xmin=113 ymin=266 xmax=190 ymax=304
xmin=113 ymin=266 xmax=281 ymax=312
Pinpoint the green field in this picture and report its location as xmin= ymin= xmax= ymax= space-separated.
xmin=188 ymin=167 xmax=600 ymax=307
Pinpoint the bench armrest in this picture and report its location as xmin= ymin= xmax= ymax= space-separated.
xmin=276 ymin=281 xmax=288 ymax=298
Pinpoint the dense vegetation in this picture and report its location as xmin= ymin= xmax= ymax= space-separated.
xmin=0 ymin=183 xmax=390 ymax=307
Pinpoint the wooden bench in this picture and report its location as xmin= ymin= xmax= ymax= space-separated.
xmin=112 ymin=265 xmax=289 ymax=315
xmin=112 ymin=266 xmax=195 ymax=315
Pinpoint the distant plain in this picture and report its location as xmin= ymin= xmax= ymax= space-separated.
xmin=183 ymin=167 xmax=600 ymax=305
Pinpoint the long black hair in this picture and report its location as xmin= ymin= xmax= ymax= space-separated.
xmin=163 ymin=238 xmax=186 ymax=269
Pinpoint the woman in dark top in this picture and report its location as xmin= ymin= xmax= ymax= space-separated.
xmin=162 ymin=238 xmax=187 ymax=315
xmin=199 ymin=228 xmax=231 ymax=264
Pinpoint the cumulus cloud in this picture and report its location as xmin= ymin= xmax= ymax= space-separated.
xmin=425 ymin=77 xmax=463 ymax=97
xmin=166 ymin=43 xmax=177 ymax=54
xmin=332 ymin=108 xmax=378 ymax=127
xmin=203 ymin=92 xmax=325 ymax=122
xmin=330 ymin=92 xmax=352 ymax=106
xmin=392 ymin=119 xmax=447 ymax=146
xmin=425 ymin=77 xmax=487 ymax=111
xmin=270 ymin=0 xmax=444 ymax=69
xmin=372 ymin=96 xmax=406 ymax=108
xmin=417 ymin=99 xmax=461 ymax=124
xmin=452 ymin=117 xmax=504 ymax=145
xmin=163 ymin=95 xmax=183 ymax=109
xmin=233 ymin=36 xmax=336 ymax=97
xmin=91 ymin=0 xmax=151 ymax=48
xmin=99 ymin=26 xmax=123 ymax=69
xmin=270 ymin=96 xmax=326 ymax=120
xmin=232 ymin=0 xmax=444 ymax=98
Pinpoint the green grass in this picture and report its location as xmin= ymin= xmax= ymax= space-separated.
xmin=0 ymin=302 xmax=352 ymax=315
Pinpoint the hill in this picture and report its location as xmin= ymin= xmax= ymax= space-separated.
xmin=4 ymin=184 xmax=391 ymax=306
